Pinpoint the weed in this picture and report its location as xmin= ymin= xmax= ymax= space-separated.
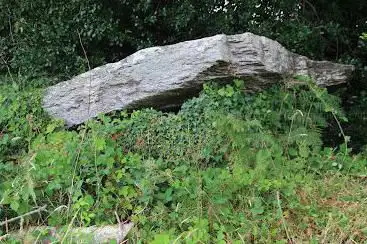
xmin=0 ymin=79 xmax=366 ymax=243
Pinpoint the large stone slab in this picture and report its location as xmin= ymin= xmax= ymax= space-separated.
xmin=43 ymin=32 xmax=354 ymax=126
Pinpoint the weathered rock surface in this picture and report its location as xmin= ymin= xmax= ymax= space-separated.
xmin=10 ymin=223 xmax=133 ymax=243
xmin=43 ymin=32 xmax=354 ymax=126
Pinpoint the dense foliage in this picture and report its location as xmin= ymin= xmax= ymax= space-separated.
xmin=1 ymin=80 xmax=366 ymax=242
xmin=1 ymin=0 xmax=366 ymax=80
xmin=1 ymin=0 xmax=367 ymax=242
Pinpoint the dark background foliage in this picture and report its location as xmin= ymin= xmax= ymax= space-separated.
xmin=1 ymin=0 xmax=366 ymax=78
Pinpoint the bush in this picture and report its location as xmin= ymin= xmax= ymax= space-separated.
xmin=1 ymin=0 xmax=366 ymax=82
xmin=0 ymin=80 xmax=51 ymax=162
xmin=1 ymin=80 xmax=366 ymax=242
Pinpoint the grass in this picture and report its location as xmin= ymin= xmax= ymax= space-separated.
xmin=288 ymin=174 xmax=367 ymax=243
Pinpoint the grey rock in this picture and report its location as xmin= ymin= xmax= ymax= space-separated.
xmin=13 ymin=223 xmax=133 ymax=243
xmin=43 ymin=32 xmax=354 ymax=126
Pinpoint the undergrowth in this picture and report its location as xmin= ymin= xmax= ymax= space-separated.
xmin=0 ymin=78 xmax=366 ymax=243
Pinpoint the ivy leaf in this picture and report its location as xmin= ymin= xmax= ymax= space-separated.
xmin=250 ymin=198 xmax=264 ymax=216
xmin=46 ymin=123 xmax=58 ymax=134
xmin=95 ymin=138 xmax=106 ymax=151
xmin=299 ymin=144 xmax=310 ymax=158
xmin=164 ymin=188 xmax=173 ymax=202
xmin=10 ymin=201 xmax=20 ymax=211
xmin=234 ymin=79 xmax=245 ymax=88
xmin=225 ymin=86 xmax=234 ymax=97
xmin=151 ymin=234 xmax=171 ymax=244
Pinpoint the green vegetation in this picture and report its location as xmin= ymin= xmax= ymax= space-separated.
xmin=1 ymin=79 xmax=366 ymax=242
xmin=1 ymin=0 xmax=367 ymax=242
xmin=1 ymin=0 xmax=366 ymax=80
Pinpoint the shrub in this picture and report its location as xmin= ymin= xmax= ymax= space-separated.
xmin=1 ymin=0 xmax=366 ymax=82
xmin=1 ymin=80 xmax=366 ymax=242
